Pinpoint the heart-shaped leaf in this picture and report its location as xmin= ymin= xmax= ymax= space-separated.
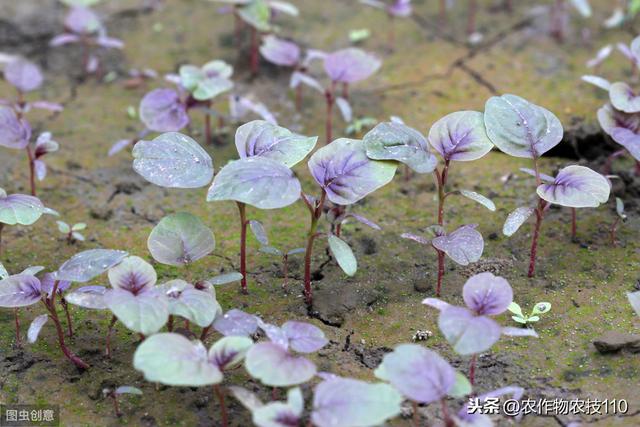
xmin=134 ymin=333 xmax=223 ymax=386
xmin=438 ymin=306 xmax=502 ymax=355
xmin=260 ymin=35 xmax=301 ymax=67
xmin=309 ymin=138 xmax=397 ymax=205
xmin=597 ymin=104 xmax=640 ymax=161
xmin=484 ymin=94 xmax=563 ymax=158
xmin=0 ymin=274 xmax=42 ymax=307
xmin=0 ymin=107 xmax=31 ymax=150
xmin=139 ymin=88 xmax=189 ymax=132
xmin=27 ymin=314 xmax=48 ymax=343
xmin=252 ymin=388 xmax=303 ymax=427
xmin=148 ymin=213 xmax=215 ymax=266
xmin=311 ymin=377 xmax=402 ymax=427
xmin=208 ymin=336 xmax=254 ymax=371
xmin=536 ymin=165 xmax=610 ymax=208
xmin=108 ymin=256 xmax=157 ymax=293
xmin=281 ymin=321 xmax=328 ymax=353
xmin=214 ymin=309 xmax=260 ymax=336
xmin=207 ymin=157 xmax=301 ymax=209
xmin=104 ymin=288 xmax=168 ymax=335
xmin=610 ymin=82 xmax=640 ymax=113
xmin=374 ymin=344 xmax=456 ymax=403
xmin=364 ymin=121 xmax=437 ymax=173
xmin=324 ymin=48 xmax=381 ymax=83
xmin=503 ymin=206 xmax=535 ymax=237
xmin=462 ymin=272 xmax=513 ymax=316
xmin=428 ymin=111 xmax=493 ymax=162
xmin=235 ymin=120 xmax=317 ymax=167
xmin=4 ymin=58 xmax=43 ymax=93
xmin=431 ymin=224 xmax=483 ymax=266
xmin=133 ymin=132 xmax=214 ymax=188
xmin=55 ymin=249 xmax=128 ymax=283
xmin=0 ymin=193 xmax=44 ymax=226
xmin=245 ymin=342 xmax=316 ymax=387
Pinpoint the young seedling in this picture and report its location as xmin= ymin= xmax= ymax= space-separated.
xmin=249 ymin=220 xmax=304 ymax=289
xmin=610 ymin=197 xmax=628 ymax=246
xmin=508 ymin=301 xmax=551 ymax=326
xmin=134 ymin=333 xmax=254 ymax=427
xmin=364 ymin=116 xmax=492 ymax=295
xmin=57 ymin=221 xmax=87 ymax=244
xmin=207 ymin=120 xmax=316 ymax=294
xmin=485 ymin=94 xmax=610 ymax=277
xmin=375 ymin=344 xmax=472 ymax=427
xmin=424 ymin=272 xmax=538 ymax=385
xmin=103 ymin=386 xmax=143 ymax=417
xmin=597 ymin=103 xmax=640 ymax=176
xmin=50 ymin=4 xmax=124 ymax=76
xmin=359 ymin=0 xmax=412 ymax=48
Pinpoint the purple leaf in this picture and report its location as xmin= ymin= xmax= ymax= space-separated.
xmin=147 ymin=213 xmax=215 ymax=266
xmin=108 ymin=256 xmax=157 ymax=294
xmin=388 ymin=0 xmax=412 ymax=16
xmin=484 ymin=94 xmax=563 ymax=158
xmin=401 ymin=232 xmax=430 ymax=245
xmin=290 ymin=71 xmax=324 ymax=93
xmin=95 ymin=36 xmax=124 ymax=49
xmin=64 ymin=285 xmax=108 ymax=310
xmin=40 ymin=273 xmax=71 ymax=298
xmin=324 ymin=48 xmax=381 ymax=83
xmin=0 ymin=274 xmax=42 ymax=307
xmin=139 ymin=88 xmax=189 ymax=132
xmin=50 ymin=33 xmax=81 ymax=46
xmin=4 ymin=58 xmax=43 ymax=93
xmin=34 ymin=160 xmax=47 ymax=181
xmin=610 ymin=82 xmax=640 ymax=113
xmin=55 ymin=249 xmax=128 ymax=283
xmin=428 ymin=111 xmax=493 ymax=162
xmin=462 ymin=272 xmax=513 ymax=316
xmin=597 ymin=103 xmax=640 ymax=161
xmin=282 ymin=321 xmax=328 ymax=353
xmin=207 ymin=157 xmax=301 ymax=209
xmin=0 ymin=106 xmax=31 ymax=150
xmin=104 ymin=288 xmax=168 ymax=335
xmin=628 ymin=291 xmax=640 ymax=317
xmin=536 ymin=165 xmax=610 ymax=208
xmin=0 ymin=192 xmax=44 ymax=225
xmin=208 ymin=336 xmax=253 ymax=371
xmin=438 ymin=306 xmax=502 ymax=355
xmin=341 ymin=213 xmax=381 ymax=230
xmin=213 ymin=309 xmax=260 ymax=337
xmin=65 ymin=6 xmax=101 ymax=34
xmin=432 ymin=224 xmax=484 ymax=266
xmin=309 ymin=138 xmax=397 ymax=205
xmin=260 ymin=35 xmax=300 ymax=67
xmin=374 ymin=344 xmax=456 ymax=403
xmin=108 ymin=139 xmax=133 ymax=156
xmin=31 ymin=101 xmax=64 ymax=112
xmin=27 ymin=314 xmax=48 ymax=343
xmin=245 ymin=342 xmax=317 ymax=387
xmin=364 ymin=121 xmax=437 ymax=173
xmin=249 ymin=220 xmax=269 ymax=246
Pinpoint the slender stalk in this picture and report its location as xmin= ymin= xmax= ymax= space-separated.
xmin=467 ymin=0 xmax=477 ymax=35
xmin=14 ymin=308 xmax=21 ymax=347
xmin=0 ymin=223 xmax=3 ymax=256
xmin=433 ymin=160 xmax=450 ymax=297
xmin=200 ymin=325 xmax=211 ymax=341
xmin=105 ymin=315 xmax=117 ymax=357
xmin=112 ymin=394 xmax=121 ymax=417
xmin=303 ymin=191 xmax=326 ymax=305
xmin=528 ymin=199 xmax=546 ymax=278
xmin=250 ymin=27 xmax=259 ymax=76
xmin=441 ymin=398 xmax=454 ymax=427
xmin=570 ymin=208 xmax=577 ymax=240
xmin=26 ymin=146 xmax=36 ymax=196
xmin=237 ymin=202 xmax=249 ymax=294
xmin=44 ymin=281 xmax=89 ymax=369
xmin=469 ymin=354 xmax=477 ymax=385
xmin=325 ymin=81 xmax=336 ymax=144
xmin=61 ymin=298 xmax=74 ymax=337
xmin=214 ymin=385 xmax=229 ymax=427
xmin=610 ymin=217 xmax=621 ymax=246
xmin=411 ymin=401 xmax=419 ymax=426
xmin=167 ymin=315 xmax=174 ymax=332
xmin=342 ymin=82 xmax=349 ymax=100
xmin=282 ymin=254 xmax=289 ymax=289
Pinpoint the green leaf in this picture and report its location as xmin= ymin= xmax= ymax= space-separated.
xmin=531 ymin=302 xmax=551 ymax=315
xmin=448 ymin=371 xmax=472 ymax=398
xmin=511 ymin=315 xmax=527 ymax=324
xmin=328 ymin=234 xmax=357 ymax=276
xmin=507 ymin=302 xmax=524 ymax=317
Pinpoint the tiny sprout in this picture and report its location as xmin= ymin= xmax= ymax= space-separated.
xmin=57 ymin=221 xmax=87 ymax=243
xmin=610 ymin=197 xmax=628 ymax=246
xmin=250 ymin=220 xmax=304 ymax=289
xmin=103 ymin=386 xmax=143 ymax=417
xmin=508 ymin=301 xmax=551 ymax=325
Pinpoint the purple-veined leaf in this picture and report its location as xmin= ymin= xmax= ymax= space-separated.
xmin=503 ymin=207 xmax=535 ymax=237
xmin=364 ymin=121 xmax=437 ymax=173
xmin=428 ymin=111 xmax=493 ymax=162
xmin=245 ymin=342 xmax=316 ymax=387
xmin=235 ymin=120 xmax=317 ymax=168
xmin=432 ymin=224 xmax=484 ymax=266
xmin=258 ymin=321 xmax=290 ymax=350
xmin=462 ymin=272 xmax=513 ymax=316
xmin=582 ymin=75 xmax=611 ymax=91
xmin=207 ymin=157 xmax=301 ymax=209
xmin=214 ymin=309 xmax=260 ymax=336
xmin=335 ymin=97 xmax=352 ymax=122
xmin=208 ymin=336 xmax=253 ymax=371
xmin=4 ymin=58 xmax=43 ymax=93
xmin=249 ymin=220 xmax=269 ymax=246
xmin=438 ymin=306 xmax=502 ymax=355
xmin=252 ymin=387 xmax=303 ymax=427
xmin=536 ymin=165 xmax=610 ymax=208
xmin=401 ymin=232 xmax=430 ymax=245
xmin=209 ymin=272 xmax=244 ymax=285
xmin=0 ymin=106 xmax=31 ymax=150
xmin=161 ymin=280 xmax=222 ymax=327
xmin=374 ymin=343 xmax=456 ymax=403
xmin=422 ymin=297 xmax=451 ymax=311
xmin=311 ymin=377 xmax=402 ymax=427
xmin=484 ymin=94 xmax=563 ymax=158
xmin=0 ymin=274 xmax=42 ymax=307
xmin=0 ymin=192 xmax=44 ymax=226
xmin=50 ymin=33 xmax=80 ymax=46
xmin=133 ymin=132 xmax=214 ymax=188
xmin=27 ymin=314 xmax=48 ymax=343
xmin=139 ymin=88 xmax=189 ymax=132
xmin=309 ymin=138 xmax=397 ymax=205
xmin=610 ymin=82 xmax=640 ymax=113
xmin=40 ymin=273 xmax=70 ymax=297
xmin=328 ymin=234 xmax=357 ymax=276
xmin=148 ymin=213 xmax=215 ymax=266
xmin=281 ymin=321 xmax=328 ymax=353
xmin=55 ymin=249 xmax=128 ymax=283
xmin=290 ymin=71 xmax=324 ymax=93
xmin=628 ymin=291 xmax=640 ymax=317
xmin=260 ymin=35 xmax=300 ymax=67
xmin=324 ymin=48 xmax=381 ymax=84
xmin=115 ymin=386 xmax=143 ymax=395
xmin=108 ymin=256 xmax=157 ymax=293
xmin=502 ymin=327 xmax=538 ymax=337
xmin=519 ymin=167 xmax=554 ymax=182
xmin=459 ymin=190 xmax=495 ymax=211
xmin=64 ymin=285 xmax=108 ymax=309
xmin=597 ymin=104 xmax=640 ymax=161
xmin=134 ymin=333 xmax=223 ymax=386
xmin=104 ymin=288 xmax=168 ymax=335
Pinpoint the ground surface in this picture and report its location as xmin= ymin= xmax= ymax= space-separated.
xmin=0 ymin=0 xmax=639 ymax=426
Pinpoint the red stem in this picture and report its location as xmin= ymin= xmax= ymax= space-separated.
xmin=467 ymin=0 xmax=477 ymax=35
xmin=237 ymin=202 xmax=249 ymax=294
xmin=61 ymin=298 xmax=73 ymax=337
xmin=167 ymin=315 xmax=174 ymax=332
xmin=112 ymin=395 xmax=121 ymax=417
xmin=14 ymin=308 xmax=21 ymax=347
xmin=303 ymin=191 xmax=326 ymax=305
xmin=342 ymin=82 xmax=349 ymax=100
xmin=439 ymin=0 xmax=447 ymax=23
xmin=250 ymin=27 xmax=259 ymax=76
xmin=105 ymin=315 xmax=117 ymax=357
xmin=441 ymin=398 xmax=454 ymax=427
xmin=528 ymin=199 xmax=546 ymax=278
xmin=26 ymin=146 xmax=36 ymax=196
xmin=282 ymin=254 xmax=289 ymax=289
xmin=469 ymin=354 xmax=477 ymax=385
xmin=433 ymin=160 xmax=450 ymax=296
xmin=214 ymin=385 xmax=228 ymax=427
xmin=610 ymin=217 xmax=621 ymax=246
xmin=325 ymin=88 xmax=334 ymax=145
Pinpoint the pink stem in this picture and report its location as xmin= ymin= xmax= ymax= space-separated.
xmin=237 ymin=202 xmax=249 ymax=294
